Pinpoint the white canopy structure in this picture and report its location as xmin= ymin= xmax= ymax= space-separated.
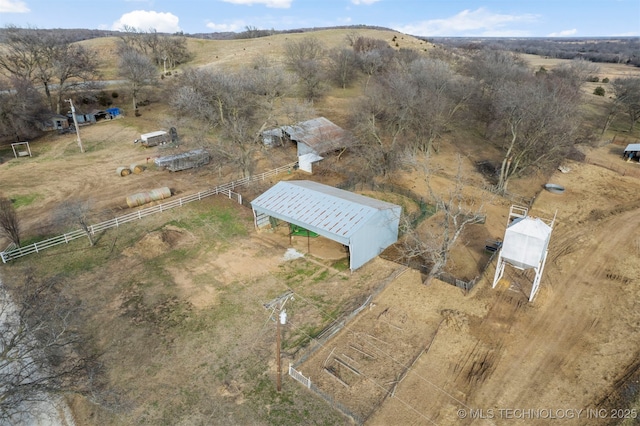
xmin=492 ymin=205 xmax=556 ymax=302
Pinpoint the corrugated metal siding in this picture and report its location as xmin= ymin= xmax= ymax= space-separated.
xmin=349 ymin=205 xmax=401 ymax=270
xmin=251 ymin=181 xmax=401 ymax=247
xmin=284 ymin=117 xmax=354 ymax=155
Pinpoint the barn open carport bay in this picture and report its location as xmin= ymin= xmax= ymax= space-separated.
xmin=291 ymin=159 xmax=640 ymax=425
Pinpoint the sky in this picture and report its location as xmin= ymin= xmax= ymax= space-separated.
xmin=0 ymin=0 xmax=638 ymax=37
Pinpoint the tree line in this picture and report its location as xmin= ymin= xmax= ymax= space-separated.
xmin=429 ymin=37 xmax=640 ymax=67
xmin=0 ymin=25 xmax=191 ymax=141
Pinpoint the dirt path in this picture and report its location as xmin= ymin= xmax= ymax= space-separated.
xmin=366 ymin=159 xmax=640 ymax=425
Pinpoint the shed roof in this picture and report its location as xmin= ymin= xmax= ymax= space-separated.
xmin=283 ymin=117 xmax=354 ymax=155
xmin=507 ymin=216 xmax=552 ymax=239
xmin=142 ymin=130 xmax=167 ymax=139
xmin=251 ymin=180 xmax=399 ymax=239
xmin=624 ymin=143 xmax=640 ymax=152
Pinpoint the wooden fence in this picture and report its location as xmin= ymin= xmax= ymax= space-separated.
xmin=1 ymin=162 xmax=297 ymax=263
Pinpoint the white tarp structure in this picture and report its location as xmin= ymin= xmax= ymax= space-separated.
xmin=492 ymin=205 xmax=556 ymax=302
xmin=251 ymin=180 xmax=401 ymax=271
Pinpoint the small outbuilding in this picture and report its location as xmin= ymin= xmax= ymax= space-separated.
xmin=70 ymin=111 xmax=96 ymax=125
xmin=264 ymin=117 xmax=355 ymax=173
xmin=251 ymin=180 xmax=402 ymax=271
xmin=623 ymin=143 xmax=640 ymax=162
xmin=38 ymin=114 xmax=70 ymax=131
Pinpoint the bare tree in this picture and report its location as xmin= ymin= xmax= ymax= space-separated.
xmin=52 ymin=199 xmax=96 ymax=246
xmin=117 ymin=26 xmax=191 ymax=72
xmin=550 ymin=59 xmax=600 ymax=88
xmin=284 ymin=37 xmax=327 ymax=101
xmin=349 ymin=82 xmax=411 ymax=180
xmin=349 ymin=35 xmax=393 ymax=92
xmin=117 ymin=48 xmax=158 ymax=115
xmin=0 ymin=197 xmax=20 ymax=247
xmin=611 ymin=77 xmax=640 ymax=131
xmin=349 ymin=55 xmax=472 ymax=176
xmin=404 ymin=58 xmax=473 ymax=154
xmin=0 ymin=77 xmax=46 ymax=142
xmin=398 ymin=160 xmax=486 ymax=281
xmin=0 ymin=26 xmax=100 ymax=114
xmin=51 ymin=43 xmax=100 ymax=114
xmin=491 ymin=74 xmax=582 ymax=193
xmin=169 ymin=65 xmax=285 ymax=177
xmin=0 ymin=273 xmax=96 ymax=423
xmin=326 ymin=47 xmax=358 ymax=89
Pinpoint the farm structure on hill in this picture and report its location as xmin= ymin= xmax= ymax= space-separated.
xmin=263 ymin=117 xmax=355 ymax=173
xmin=251 ymin=180 xmax=401 ymax=271
xmin=38 ymin=114 xmax=70 ymax=131
xmin=623 ymin=143 xmax=640 ymax=162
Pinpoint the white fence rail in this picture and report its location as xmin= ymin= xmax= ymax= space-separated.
xmin=288 ymin=363 xmax=311 ymax=388
xmin=1 ymin=162 xmax=297 ymax=263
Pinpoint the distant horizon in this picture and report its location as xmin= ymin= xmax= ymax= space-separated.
xmin=1 ymin=0 xmax=638 ymax=38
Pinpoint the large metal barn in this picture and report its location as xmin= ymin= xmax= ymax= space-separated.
xmin=251 ymin=180 xmax=402 ymax=271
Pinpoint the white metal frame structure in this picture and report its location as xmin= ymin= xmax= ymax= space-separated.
xmin=492 ymin=205 xmax=556 ymax=302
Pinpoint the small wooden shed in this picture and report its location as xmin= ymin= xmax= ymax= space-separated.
xmin=38 ymin=114 xmax=70 ymax=131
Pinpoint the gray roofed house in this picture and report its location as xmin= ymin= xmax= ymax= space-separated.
xmin=251 ymin=180 xmax=401 ymax=271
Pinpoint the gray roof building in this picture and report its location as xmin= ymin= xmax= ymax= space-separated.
xmin=251 ymin=180 xmax=401 ymax=271
xmin=282 ymin=117 xmax=354 ymax=157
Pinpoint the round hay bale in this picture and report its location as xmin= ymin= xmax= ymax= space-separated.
xmin=125 ymin=187 xmax=171 ymax=208
xmin=117 ymin=167 xmax=131 ymax=177
xmin=130 ymin=163 xmax=146 ymax=174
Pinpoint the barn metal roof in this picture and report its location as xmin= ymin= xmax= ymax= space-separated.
xmin=282 ymin=117 xmax=354 ymax=155
xmin=251 ymin=180 xmax=400 ymax=239
xmin=624 ymin=143 xmax=640 ymax=152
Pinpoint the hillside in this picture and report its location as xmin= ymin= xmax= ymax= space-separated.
xmin=81 ymin=27 xmax=428 ymax=79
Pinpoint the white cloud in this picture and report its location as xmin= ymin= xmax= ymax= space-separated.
xmin=547 ymin=29 xmax=578 ymax=37
xmin=395 ymin=7 xmax=539 ymax=37
xmin=206 ymin=20 xmax=247 ymax=32
xmin=351 ymin=0 xmax=381 ymax=5
xmin=0 ymin=0 xmax=29 ymax=13
xmin=112 ymin=10 xmax=181 ymax=33
xmin=221 ymin=0 xmax=292 ymax=8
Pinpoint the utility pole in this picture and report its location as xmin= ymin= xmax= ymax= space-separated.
xmin=66 ymin=99 xmax=84 ymax=153
xmin=276 ymin=307 xmax=283 ymax=392
xmin=274 ymin=293 xmax=292 ymax=392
